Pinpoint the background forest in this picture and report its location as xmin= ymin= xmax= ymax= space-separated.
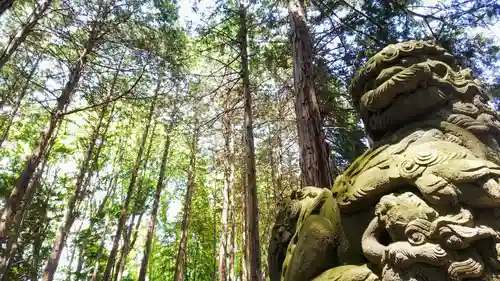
xmin=0 ymin=0 xmax=499 ymax=280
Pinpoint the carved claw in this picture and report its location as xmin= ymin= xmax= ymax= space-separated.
xmin=383 ymin=242 xmax=448 ymax=268
xmin=448 ymin=254 xmax=484 ymax=281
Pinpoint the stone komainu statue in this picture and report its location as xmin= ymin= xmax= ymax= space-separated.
xmin=268 ymin=40 xmax=500 ymax=281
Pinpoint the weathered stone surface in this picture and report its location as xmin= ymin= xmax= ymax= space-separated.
xmin=268 ymin=40 xmax=500 ymax=281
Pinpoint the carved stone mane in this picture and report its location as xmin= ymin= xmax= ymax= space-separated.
xmin=269 ymin=40 xmax=500 ymax=281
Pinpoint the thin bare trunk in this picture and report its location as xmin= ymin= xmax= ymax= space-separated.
xmin=289 ymin=0 xmax=334 ymax=188
xmin=0 ymin=10 xmax=101 ymax=252
xmin=0 ymin=0 xmax=53 ymax=70
xmin=213 ymin=194 xmax=217 ymax=281
xmin=173 ymin=129 xmax=199 ymax=281
xmin=102 ymin=91 xmax=158 ymax=281
xmin=31 ymin=206 xmax=49 ymax=281
xmin=241 ymin=151 xmax=249 ymax=281
xmin=137 ymin=116 xmax=158 ymax=188
xmin=269 ymin=130 xmax=278 ymax=204
xmin=27 ymin=167 xmax=53 ymax=281
xmin=115 ymin=118 xmax=157 ymax=281
xmin=269 ymin=129 xmax=283 ymax=207
xmin=91 ymin=141 xmax=123 ymax=281
xmin=114 ymin=211 xmax=143 ymax=281
xmin=65 ymin=219 xmax=86 ymax=281
xmin=239 ymin=5 xmax=262 ymax=281
xmin=138 ymin=125 xmax=172 ymax=281
xmin=228 ymin=175 xmax=236 ymax=281
xmin=0 ymin=57 xmax=41 ymax=148
xmin=90 ymin=220 xmax=111 ymax=281
xmin=0 ymin=124 xmax=58 ymax=279
xmin=219 ymin=98 xmax=235 ymax=281
xmin=73 ymin=247 xmax=84 ymax=281
xmin=66 ymin=245 xmax=77 ymax=281
xmin=71 ymin=103 xmax=115 ymax=281
xmin=43 ymin=105 xmax=108 ymax=281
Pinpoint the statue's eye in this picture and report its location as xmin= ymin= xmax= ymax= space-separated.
xmin=379 ymin=163 xmax=389 ymax=169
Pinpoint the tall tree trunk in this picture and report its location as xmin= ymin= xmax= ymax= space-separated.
xmin=288 ymin=0 xmax=333 ymax=188
xmin=241 ymin=148 xmax=249 ymax=281
xmin=136 ymin=116 xmax=158 ymax=190
xmin=173 ymin=129 xmax=199 ymax=281
xmin=113 ymin=116 xmax=157 ymax=281
xmin=137 ymin=124 xmax=172 ymax=281
xmin=273 ymin=93 xmax=284 ymax=205
xmin=64 ymin=218 xmax=86 ymax=281
xmin=219 ymin=98 xmax=235 ymax=281
xmin=213 ymin=192 xmax=217 ymax=281
xmin=239 ymin=4 xmax=262 ymax=281
xmin=0 ymin=0 xmax=53 ymax=70
xmin=114 ymin=211 xmax=143 ymax=281
xmin=0 ymin=56 xmax=40 ymax=148
xmin=102 ymin=91 xmax=158 ymax=281
xmin=73 ymin=246 xmax=84 ymax=281
xmin=78 ymin=176 xmax=113 ymax=280
xmin=0 ymin=123 xmax=58 ymax=279
xmin=228 ymin=172 xmax=236 ymax=281
xmin=42 ymin=104 xmax=109 ymax=281
xmin=72 ymin=103 xmax=115 ymax=281
xmin=90 ymin=137 xmax=123 ymax=281
xmin=269 ymin=128 xmax=283 ymax=207
xmin=90 ymin=219 xmax=111 ymax=281
xmin=0 ymin=12 xmax=101 ymax=250
xmin=30 ymin=199 xmax=49 ymax=281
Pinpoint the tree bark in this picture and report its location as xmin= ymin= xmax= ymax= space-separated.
xmin=102 ymin=90 xmax=159 ymax=281
xmin=90 ymin=134 xmax=124 ymax=281
xmin=0 ymin=0 xmax=53 ymax=71
xmin=73 ymin=246 xmax=84 ymax=281
xmin=42 ymin=104 xmax=108 ymax=281
xmin=219 ymin=97 xmax=235 ymax=281
xmin=269 ymin=131 xmax=284 ymax=211
xmin=137 ymin=124 xmax=172 ymax=281
xmin=0 ymin=134 xmax=54 ymax=279
xmin=0 ymin=56 xmax=41 ymax=148
xmin=241 ymin=146 xmax=249 ymax=281
xmin=213 ymin=192 xmax=217 ymax=281
xmin=0 ymin=10 xmax=101 ymax=251
xmin=30 ymin=200 xmax=49 ymax=281
xmin=90 ymin=219 xmax=111 ymax=281
xmin=114 ymin=211 xmax=143 ymax=281
xmin=273 ymin=93 xmax=284 ymax=204
xmin=70 ymin=103 xmax=115 ymax=281
xmin=239 ymin=4 xmax=262 ymax=281
xmin=288 ymin=0 xmax=334 ymax=188
xmin=64 ymin=219 xmax=85 ymax=281
xmin=114 ymin=115 xmax=158 ymax=280
xmin=228 ymin=172 xmax=236 ymax=281
xmin=114 ymin=116 xmax=157 ymax=281
xmin=173 ymin=129 xmax=199 ymax=281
